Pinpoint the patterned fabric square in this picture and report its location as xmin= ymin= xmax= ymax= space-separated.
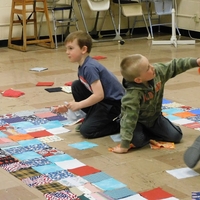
xmin=45 ymin=170 xmax=74 ymax=181
xmin=22 ymin=115 xmax=49 ymax=125
xmin=44 ymin=190 xmax=79 ymax=200
xmin=68 ymin=165 xmax=101 ymax=176
xmin=0 ymin=155 xmax=18 ymax=165
xmin=36 ymin=147 xmax=64 ymax=157
xmin=25 ymin=143 xmax=50 ymax=152
xmin=22 ymin=174 xmax=53 ymax=187
xmin=1 ymin=162 xmax=30 ymax=172
xmin=37 ymin=135 xmax=64 ymax=143
xmin=21 ymin=157 xmax=51 ymax=167
xmin=3 ymin=146 xmax=29 ymax=155
xmin=36 ymin=182 xmax=68 ymax=194
xmin=58 ymin=176 xmax=88 ymax=188
xmin=11 ymin=168 xmax=41 ymax=180
xmin=0 ymin=149 xmax=10 ymax=157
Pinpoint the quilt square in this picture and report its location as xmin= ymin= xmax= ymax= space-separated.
xmin=139 ymin=187 xmax=174 ymax=200
xmin=68 ymin=141 xmax=98 ymax=150
xmin=173 ymin=111 xmax=196 ymax=118
xmin=68 ymin=165 xmax=101 ymax=176
xmin=45 ymin=170 xmax=74 ymax=181
xmin=28 ymin=130 xmax=53 ymax=138
xmin=33 ymin=163 xmax=63 ymax=174
xmin=104 ymin=187 xmax=137 ymax=199
xmin=55 ymin=159 xmax=85 ymax=170
xmin=13 ymin=151 xmax=42 ymax=161
xmin=46 ymin=154 xmax=74 ymax=163
xmin=93 ymin=178 xmax=126 ymax=191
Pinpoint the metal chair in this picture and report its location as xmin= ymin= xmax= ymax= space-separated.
xmin=39 ymin=0 xmax=79 ymax=48
xmin=76 ymin=0 xmax=123 ymax=43
xmin=113 ymin=0 xmax=151 ymax=40
xmin=147 ymin=0 xmax=180 ymax=39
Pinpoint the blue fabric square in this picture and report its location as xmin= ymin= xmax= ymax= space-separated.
xmin=162 ymin=99 xmax=173 ymax=104
xmin=94 ymin=178 xmax=126 ymax=191
xmin=45 ymin=170 xmax=74 ymax=181
xmin=68 ymin=141 xmax=98 ymax=150
xmin=190 ymin=109 xmax=200 ymax=115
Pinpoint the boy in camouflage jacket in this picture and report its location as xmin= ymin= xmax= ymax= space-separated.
xmin=111 ymin=54 xmax=200 ymax=153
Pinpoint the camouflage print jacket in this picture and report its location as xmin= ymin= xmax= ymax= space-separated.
xmin=120 ymin=57 xmax=198 ymax=148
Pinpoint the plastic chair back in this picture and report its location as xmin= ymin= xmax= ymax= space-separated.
xmin=87 ymin=0 xmax=110 ymax=11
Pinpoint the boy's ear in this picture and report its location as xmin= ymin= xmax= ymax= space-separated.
xmin=134 ymin=77 xmax=142 ymax=83
xmin=82 ymin=46 xmax=88 ymax=54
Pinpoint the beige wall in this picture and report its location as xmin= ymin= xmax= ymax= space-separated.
xmin=0 ymin=0 xmax=200 ymax=41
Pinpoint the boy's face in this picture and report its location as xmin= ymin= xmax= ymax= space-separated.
xmin=65 ymin=39 xmax=86 ymax=63
xmin=138 ymin=57 xmax=155 ymax=82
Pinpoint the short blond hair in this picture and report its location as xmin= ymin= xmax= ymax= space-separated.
xmin=120 ymin=54 xmax=144 ymax=81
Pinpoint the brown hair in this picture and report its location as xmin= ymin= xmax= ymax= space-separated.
xmin=65 ymin=30 xmax=92 ymax=53
xmin=120 ymin=54 xmax=144 ymax=81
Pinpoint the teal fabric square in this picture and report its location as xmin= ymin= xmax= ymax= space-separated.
xmin=68 ymin=141 xmax=98 ymax=150
xmin=104 ymin=187 xmax=137 ymax=199
xmin=47 ymin=154 xmax=74 ymax=163
xmin=13 ymin=151 xmax=42 ymax=161
xmin=0 ymin=131 xmax=8 ymax=138
xmin=83 ymin=172 xmax=112 ymax=183
xmin=33 ymin=163 xmax=63 ymax=174
xmin=18 ymin=139 xmax=42 ymax=146
xmin=94 ymin=178 xmax=126 ymax=191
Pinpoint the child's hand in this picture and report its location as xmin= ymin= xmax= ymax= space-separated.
xmin=53 ymin=105 xmax=68 ymax=114
xmin=109 ymin=144 xmax=129 ymax=154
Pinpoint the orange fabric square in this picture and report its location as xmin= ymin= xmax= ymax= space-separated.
xmin=28 ymin=130 xmax=53 ymax=138
xmin=68 ymin=165 xmax=101 ymax=176
xmin=173 ymin=111 xmax=196 ymax=118
xmin=8 ymin=134 xmax=34 ymax=141
xmin=140 ymin=187 xmax=173 ymax=200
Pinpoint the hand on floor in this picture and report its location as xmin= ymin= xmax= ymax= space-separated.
xmin=109 ymin=144 xmax=134 ymax=154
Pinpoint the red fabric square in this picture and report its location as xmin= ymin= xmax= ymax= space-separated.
xmin=36 ymin=82 xmax=54 ymax=86
xmin=92 ymin=56 xmax=107 ymax=60
xmin=28 ymin=130 xmax=53 ymax=138
xmin=68 ymin=165 xmax=101 ymax=176
xmin=140 ymin=187 xmax=174 ymax=200
xmin=2 ymin=89 xmax=25 ymax=97
xmin=64 ymin=81 xmax=73 ymax=86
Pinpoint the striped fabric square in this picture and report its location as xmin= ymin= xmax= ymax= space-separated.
xmin=22 ymin=174 xmax=53 ymax=187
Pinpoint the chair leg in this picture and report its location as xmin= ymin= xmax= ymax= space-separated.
xmin=52 ymin=10 xmax=58 ymax=48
